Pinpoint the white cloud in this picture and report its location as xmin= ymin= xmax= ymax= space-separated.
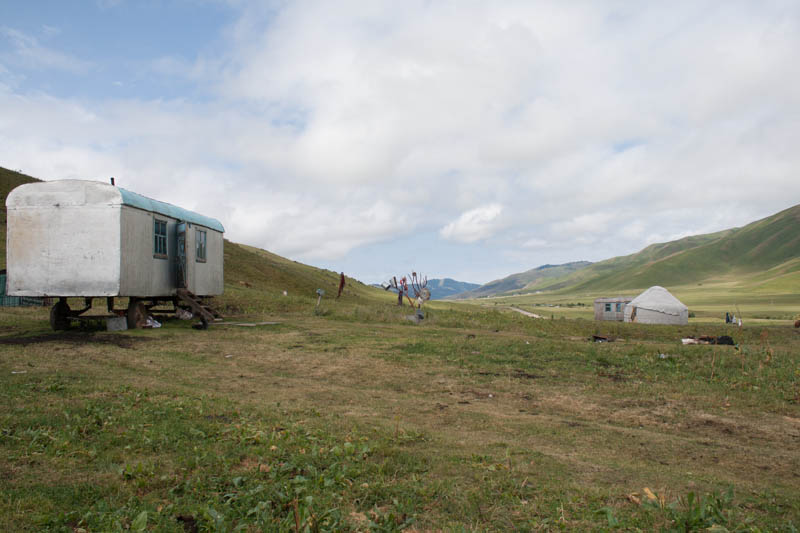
xmin=522 ymin=238 xmax=548 ymax=249
xmin=1 ymin=2 xmax=800 ymax=280
xmin=440 ymin=204 xmax=504 ymax=243
xmin=552 ymin=213 xmax=616 ymax=240
xmin=0 ymin=27 xmax=91 ymax=73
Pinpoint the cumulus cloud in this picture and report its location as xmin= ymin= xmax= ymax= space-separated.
xmin=1 ymin=1 xmax=800 ymax=280
xmin=522 ymin=238 xmax=548 ymax=249
xmin=440 ymin=204 xmax=504 ymax=243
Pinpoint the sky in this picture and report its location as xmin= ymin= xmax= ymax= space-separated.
xmin=1 ymin=1 xmax=799 ymax=285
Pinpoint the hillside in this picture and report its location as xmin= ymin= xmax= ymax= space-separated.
xmin=223 ymin=242 xmax=389 ymax=309
xmin=375 ymin=278 xmax=479 ymax=300
xmin=465 ymin=203 xmax=800 ymax=298
xmin=451 ymin=261 xmax=592 ymax=299
xmin=425 ymin=278 xmax=480 ymax=299
xmin=1 ymin=167 xmax=42 ymax=270
xmin=564 ymin=204 xmax=800 ymax=292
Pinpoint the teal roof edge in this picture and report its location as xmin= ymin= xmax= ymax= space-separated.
xmin=118 ymin=188 xmax=225 ymax=232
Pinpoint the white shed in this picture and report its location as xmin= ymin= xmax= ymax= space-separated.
xmin=623 ymin=286 xmax=688 ymax=325
xmin=593 ymin=296 xmax=633 ymax=321
xmin=6 ymin=180 xmax=224 ymax=328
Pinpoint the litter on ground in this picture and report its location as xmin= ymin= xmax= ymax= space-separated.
xmin=681 ymin=335 xmax=735 ymax=345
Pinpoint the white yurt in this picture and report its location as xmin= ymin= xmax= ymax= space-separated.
xmin=623 ymin=286 xmax=689 ymax=325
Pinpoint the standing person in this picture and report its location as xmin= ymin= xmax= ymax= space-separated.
xmin=337 ymin=272 xmax=346 ymax=299
xmin=398 ymin=276 xmax=407 ymax=306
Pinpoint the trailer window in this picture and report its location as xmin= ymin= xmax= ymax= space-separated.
xmin=604 ymin=303 xmax=611 ymax=312
xmin=196 ymin=229 xmax=207 ymax=262
xmin=154 ymin=219 xmax=168 ymax=258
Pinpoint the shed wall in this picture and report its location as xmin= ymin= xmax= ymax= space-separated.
xmin=593 ymin=299 xmax=630 ymax=321
xmin=593 ymin=304 xmax=627 ymax=321
xmin=6 ymin=204 xmax=121 ymax=296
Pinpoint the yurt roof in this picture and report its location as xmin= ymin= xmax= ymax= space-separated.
xmin=628 ymin=286 xmax=687 ymax=316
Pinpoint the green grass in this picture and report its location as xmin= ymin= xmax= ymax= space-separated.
xmin=1 ymin=167 xmax=41 ymax=270
xmin=2 ymin=384 xmax=426 ymax=531
xmin=478 ymin=280 xmax=800 ymax=328
xmin=2 ymin=293 xmax=799 ymax=530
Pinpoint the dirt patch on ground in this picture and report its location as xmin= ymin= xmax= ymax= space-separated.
xmin=0 ymin=332 xmax=148 ymax=349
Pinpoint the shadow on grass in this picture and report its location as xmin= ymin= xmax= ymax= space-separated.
xmin=0 ymin=331 xmax=150 ymax=349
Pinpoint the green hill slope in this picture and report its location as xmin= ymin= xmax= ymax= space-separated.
xmin=451 ymin=261 xmax=592 ymax=299
xmin=555 ymin=204 xmax=800 ymax=293
xmin=1 ymin=167 xmax=42 ymax=269
xmin=457 ymin=203 xmax=800 ymax=299
xmin=425 ymin=278 xmax=481 ymax=300
xmin=222 ymin=241 xmax=389 ymax=310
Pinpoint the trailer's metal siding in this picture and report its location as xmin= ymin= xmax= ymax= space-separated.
xmin=118 ymin=211 xmax=223 ymax=296
xmin=6 ymin=199 xmax=121 ymax=297
xmin=6 ymin=180 xmax=225 ymax=298
xmin=187 ymin=225 xmax=224 ymax=295
xmin=118 ymin=206 xmax=177 ymax=296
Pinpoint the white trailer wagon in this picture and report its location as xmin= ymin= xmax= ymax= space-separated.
xmin=5 ymin=179 xmax=224 ymax=329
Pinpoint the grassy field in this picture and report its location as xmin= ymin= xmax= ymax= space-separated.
xmin=0 ymin=167 xmax=40 ymax=270
xmin=2 ymin=288 xmax=799 ymax=531
xmin=478 ymin=280 xmax=800 ymax=327
xmin=2 ymin=168 xmax=799 ymax=530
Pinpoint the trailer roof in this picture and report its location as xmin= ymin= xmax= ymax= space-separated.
xmin=119 ymin=188 xmax=224 ymax=232
xmin=7 ymin=180 xmax=225 ymax=232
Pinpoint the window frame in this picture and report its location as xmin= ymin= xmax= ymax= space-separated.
xmin=196 ymin=229 xmax=207 ymax=263
xmin=153 ymin=218 xmax=168 ymax=259
xmin=604 ymin=303 xmax=611 ymax=312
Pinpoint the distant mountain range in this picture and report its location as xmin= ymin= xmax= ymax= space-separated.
xmin=370 ymin=278 xmax=481 ymax=300
xmin=453 ymin=203 xmax=800 ymax=298
xmin=448 ymin=261 xmax=592 ymax=299
xmin=425 ymin=278 xmax=481 ymax=300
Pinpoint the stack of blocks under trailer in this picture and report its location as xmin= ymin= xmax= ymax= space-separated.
xmin=5 ymin=180 xmax=224 ymax=330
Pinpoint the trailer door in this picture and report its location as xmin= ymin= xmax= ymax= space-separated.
xmin=176 ymin=222 xmax=188 ymax=289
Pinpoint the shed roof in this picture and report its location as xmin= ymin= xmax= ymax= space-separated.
xmin=628 ymin=286 xmax=687 ymax=316
xmin=594 ymin=296 xmax=633 ymax=304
